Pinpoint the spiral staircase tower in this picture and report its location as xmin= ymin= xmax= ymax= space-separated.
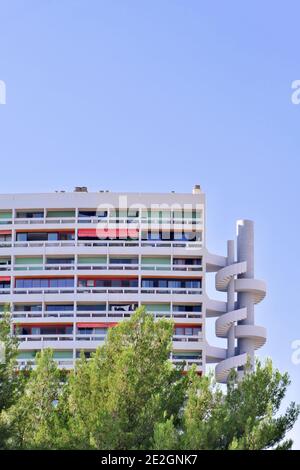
xmin=214 ymin=220 xmax=267 ymax=383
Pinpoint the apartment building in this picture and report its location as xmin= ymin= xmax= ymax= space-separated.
xmin=0 ymin=186 xmax=266 ymax=382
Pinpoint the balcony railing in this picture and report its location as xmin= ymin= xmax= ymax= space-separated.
xmin=0 ymin=216 xmax=203 ymax=226
xmin=172 ymin=334 xmax=202 ymax=343
xmin=14 ymin=264 xmax=75 ymax=271
xmin=16 ymin=356 xmax=203 ymax=370
xmin=16 ymin=333 xmax=202 ymax=343
xmin=14 ymin=217 xmax=76 ymax=225
xmin=140 ymin=287 xmax=202 ymax=295
xmin=16 ymin=358 xmax=74 ymax=368
xmin=18 ymin=334 xmax=74 ymax=342
xmin=0 ymin=264 xmax=11 ymax=271
xmin=0 ymin=289 xmax=11 ymax=295
xmin=10 ymin=263 xmax=202 ymax=272
xmin=76 ymin=287 xmax=139 ymax=295
xmin=13 ymin=287 xmax=75 ymax=295
xmin=171 ymin=358 xmax=203 ymax=367
xmin=0 ymin=239 xmax=202 ymax=249
xmin=3 ymin=285 xmax=202 ymax=296
xmin=3 ymin=310 xmax=202 ymax=320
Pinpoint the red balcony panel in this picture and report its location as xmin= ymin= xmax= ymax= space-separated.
xmin=76 ymin=322 xmax=118 ymax=328
xmin=78 ymin=228 xmax=139 ymax=238
xmin=174 ymin=323 xmax=202 ymax=328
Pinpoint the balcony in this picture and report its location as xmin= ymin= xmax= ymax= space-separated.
xmin=14 ymin=263 xmax=75 ymax=272
xmin=13 ymin=287 xmax=75 ymax=295
xmin=17 ymin=333 xmax=202 ymax=345
xmin=173 ymin=334 xmax=202 ymax=343
xmin=18 ymin=334 xmax=74 ymax=342
xmin=14 ymin=216 xmax=76 ymax=225
xmin=10 ymin=262 xmax=202 ymax=273
xmin=0 ymin=239 xmax=202 ymax=249
xmin=0 ymin=288 xmax=10 ymax=295
xmin=1 ymin=214 xmax=203 ymax=227
xmin=76 ymin=287 xmax=139 ymax=295
xmin=140 ymin=287 xmax=202 ymax=295
xmin=16 ymin=358 xmax=74 ymax=369
xmin=7 ymin=310 xmax=202 ymax=321
xmin=3 ymin=309 xmax=202 ymax=321
xmin=16 ymin=356 xmax=203 ymax=371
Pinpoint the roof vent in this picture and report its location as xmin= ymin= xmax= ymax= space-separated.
xmin=192 ymin=184 xmax=201 ymax=194
xmin=74 ymin=186 xmax=88 ymax=193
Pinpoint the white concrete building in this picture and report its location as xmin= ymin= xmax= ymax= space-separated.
xmin=0 ymin=186 xmax=266 ymax=382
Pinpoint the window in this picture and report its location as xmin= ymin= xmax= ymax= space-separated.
xmin=21 ymin=326 xmax=73 ymax=335
xmin=0 ymin=234 xmax=11 ymax=242
xmin=16 ymin=211 xmax=44 ymax=219
xmin=173 ymin=258 xmax=202 ymax=266
xmin=173 ymin=305 xmax=201 ymax=312
xmin=58 ymin=232 xmax=74 ymax=240
xmin=141 ymin=279 xmax=201 ymax=289
xmin=0 ymin=281 xmax=10 ymax=288
xmin=46 ymin=258 xmax=74 ymax=264
xmin=174 ymin=326 xmax=202 ymax=337
xmin=15 ymin=278 xmax=74 ymax=289
xmin=109 ymin=257 xmax=138 ymax=264
xmin=16 ymin=233 xmax=27 ymax=242
xmin=78 ymin=210 xmax=107 ymax=218
xmin=109 ymin=304 xmax=137 ymax=312
xmin=78 ymin=327 xmax=107 ymax=335
xmin=14 ymin=304 xmax=42 ymax=312
xmin=172 ymin=352 xmax=202 ymax=360
xmin=48 ymin=233 xmax=58 ymax=241
xmin=46 ymin=304 xmax=74 ymax=311
xmin=77 ymin=304 xmax=106 ymax=311
xmin=79 ymin=278 xmax=138 ymax=288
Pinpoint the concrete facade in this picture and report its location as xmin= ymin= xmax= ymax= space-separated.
xmin=0 ymin=186 xmax=266 ymax=382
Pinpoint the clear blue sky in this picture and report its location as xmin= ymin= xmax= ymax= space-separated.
xmin=0 ymin=0 xmax=299 ymax=447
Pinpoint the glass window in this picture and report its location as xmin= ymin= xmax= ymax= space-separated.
xmin=94 ymin=328 xmax=107 ymax=335
xmin=46 ymin=304 xmax=73 ymax=311
xmin=48 ymin=233 xmax=58 ymax=241
xmin=77 ymin=304 xmax=106 ymax=311
xmin=175 ymin=327 xmax=184 ymax=336
xmin=27 ymin=232 xmax=48 ymax=241
xmin=31 ymin=327 xmax=40 ymax=335
xmin=17 ymin=233 xmax=27 ymax=241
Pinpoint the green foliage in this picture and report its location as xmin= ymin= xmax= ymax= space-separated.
xmin=0 ymin=307 xmax=25 ymax=448
xmin=4 ymin=349 xmax=65 ymax=449
xmin=64 ymin=307 xmax=186 ymax=449
xmin=0 ymin=306 xmax=298 ymax=450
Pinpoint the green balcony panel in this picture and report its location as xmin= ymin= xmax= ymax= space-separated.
xmin=17 ymin=351 xmax=36 ymax=359
xmin=47 ymin=210 xmax=75 ymax=217
xmin=174 ymin=351 xmax=202 ymax=358
xmin=0 ymin=212 xmax=12 ymax=219
xmin=53 ymin=351 xmax=73 ymax=359
xmin=143 ymin=303 xmax=170 ymax=312
xmin=15 ymin=257 xmax=43 ymax=265
xmin=15 ymin=257 xmax=43 ymax=271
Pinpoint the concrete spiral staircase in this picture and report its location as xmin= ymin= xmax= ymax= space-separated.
xmin=214 ymin=221 xmax=267 ymax=383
